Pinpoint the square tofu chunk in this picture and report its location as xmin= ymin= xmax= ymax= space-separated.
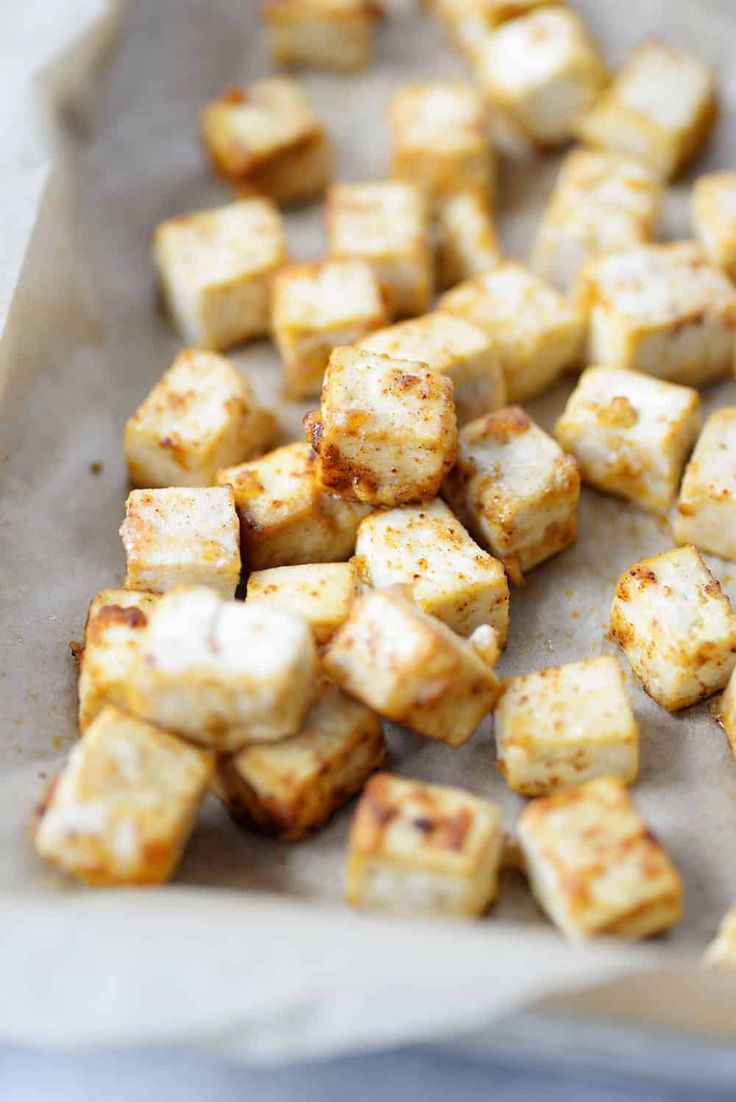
xmin=473 ymin=7 xmax=607 ymax=147
xmin=201 ymin=78 xmax=332 ymax=204
xmin=305 ymin=346 xmax=458 ymax=506
xmin=444 ymin=407 xmax=580 ymax=585
xmin=154 ymin=200 xmax=286 ymax=351
xmin=217 ymin=684 xmax=385 ymax=841
xmin=216 ymin=442 xmax=370 ymax=569
xmin=271 ymin=259 xmax=387 ymax=399
xmin=495 ymin=656 xmax=639 ymax=797
xmin=356 ymin=311 xmax=505 ymax=426
xmin=554 ymin=367 xmax=701 ymax=514
xmin=120 ymin=486 xmax=241 ymax=597
xmin=35 ymin=706 xmax=214 ymax=887
xmin=78 ymin=589 xmax=159 ymax=733
xmin=353 ymin=499 xmax=509 ymax=640
xmin=263 ymin=0 xmax=381 ymax=72
xmin=610 ymin=546 xmax=736 ymax=712
xmin=439 ymin=263 xmax=584 ymax=402
xmin=128 ymin=587 xmax=318 ymax=750
xmin=346 ymin=772 xmax=503 ymax=917
xmin=436 ymin=190 xmax=501 ymax=290
xmin=692 ymin=172 xmax=736 ymax=282
xmin=704 ymin=905 xmax=736 ymax=971
xmin=323 ymin=587 xmax=501 ymax=746
xmin=124 ymin=350 xmax=275 ymax=488
xmin=575 ymin=42 xmax=717 ymax=180
xmin=532 ymin=148 xmax=661 ymax=294
xmin=518 ymin=775 xmax=682 ymax=940
xmin=326 ymin=181 xmax=432 ymax=318
xmin=675 ymin=409 xmax=736 ymax=561
xmin=433 ymin=0 xmax=553 ymax=59
xmin=246 ymin=561 xmax=357 ymax=643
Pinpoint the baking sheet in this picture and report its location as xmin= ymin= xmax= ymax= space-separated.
xmin=3 ymin=0 xmax=736 ymax=1062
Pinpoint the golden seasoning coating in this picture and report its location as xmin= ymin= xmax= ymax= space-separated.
xmin=263 ymin=0 xmax=382 ymax=72
xmin=692 ymin=172 xmax=736 ymax=281
xmin=436 ymin=190 xmax=501 ymax=290
xmin=704 ymin=905 xmax=736 ymax=971
xmin=674 ymin=409 xmax=736 ymax=561
xmin=246 ymin=561 xmax=357 ymax=644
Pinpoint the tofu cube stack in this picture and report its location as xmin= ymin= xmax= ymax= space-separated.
xmin=263 ymin=0 xmax=382 ymax=72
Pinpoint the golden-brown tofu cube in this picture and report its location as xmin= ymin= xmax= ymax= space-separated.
xmin=263 ymin=0 xmax=382 ymax=71
xmin=675 ymin=410 xmax=736 ymax=562
xmin=432 ymin=0 xmax=554 ymax=59
xmin=436 ymin=190 xmax=501 ymax=290
xmin=704 ymin=905 xmax=736 ymax=971
xmin=246 ymin=561 xmax=357 ymax=643
xmin=692 ymin=172 xmax=736 ymax=281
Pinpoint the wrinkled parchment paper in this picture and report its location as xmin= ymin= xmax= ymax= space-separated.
xmin=3 ymin=0 xmax=736 ymax=1063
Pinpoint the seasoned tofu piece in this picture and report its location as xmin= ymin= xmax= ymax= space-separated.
xmin=674 ymin=409 xmax=736 ymax=561
xmin=436 ymin=190 xmax=501 ymax=290
xmin=718 ymin=666 xmax=736 ymax=762
xmin=271 ymin=259 xmax=387 ymax=399
xmin=263 ymin=0 xmax=381 ymax=71
xmin=610 ymin=546 xmax=736 ymax=712
xmin=495 ymin=656 xmax=639 ymax=797
xmin=120 ymin=486 xmax=241 ymax=597
xmin=532 ymin=148 xmax=662 ymax=293
xmin=325 ymin=181 xmax=432 ymax=318
xmin=575 ymin=42 xmax=717 ymax=180
xmin=217 ymin=684 xmax=385 ymax=841
xmin=35 ymin=706 xmax=214 ymax=887
xmin=518 ymin=775 xmax=683 ymax=940
xmin=246 ymin=561 xmax=357 ymax=643
xmin=323 ymin=587 xmax=501 ymax=747
xmin=78 ymin=589 xmax=160 ymax=733
xmin=473 ymin=7 xmax=607 ymax=148
xmin=345 ymin=772 xmax=503 ymax=917
xmin=124 ymin=349 xmax=275 ymax=488
xmin=153 ymin=200 xmax=287 ymax=351
xmin=692 ymin=172 xmax=736 ymax=282
xmin=127 ymin=586 xmax=318 ymax=750
xmin=577 ymin=243 xmax=736 ymax=387
xmin=216 ymin=442 xmax=370 ymax=570
xmin=305 ymin=346 xmax=457 ymax=507
xmin=554 ymin=367 xmax=701 ymax=514
xmin=444 ymin=407 xmax=580 ymax=585
xmin=356 ymin=311 xmax=505 ymax=426
xmin=432 ymin=0 xmax=554 ymax=59
xmin=353 ymin=499 xmax=509 ymax=641
xmin=438 ymin=263 xmax=585 ymax=402
xmin=201 ymin=78 xmax=332 ymax=204
xmin=704 ymin=905 xmax=736 ymax=971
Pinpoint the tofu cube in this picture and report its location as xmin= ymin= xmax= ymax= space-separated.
xmin=692 ymin=172 xmax=736 ymax=282
xmin=704 ymin=905 xmax=736 ymax=971
xmin=120 ymin=486 xmax=241 ymax=597
xmin=675 ymin=409 xmax=736 ymax=561
xmin=353 ymin=499 xmax=509 ymax=641
xmin=718 ymin=665 xmax=736 ymax=763
xmin=201 ymin=78 xmax=332 ymax=204
xmin=78 ymin=589 xmax=160 ymax=733
xmin=436 ymin=190 xmax=502 ymax=290
xmin=518 ymin=775 xmax=683 ymax=940
xmin=610 ymin=546 xmax=736 ymax=712
xmin=263 ymin=0 xmax=381 ymax=72
xmin=438 ymin=263 xmax=585 ymax=402
xmin=531 ymin=148 xmax=662 ymax=294
xmin=124 ymin=349 xmax=275 ymax=488
xmin=326 ymin=181 xmax=432 ymax=318
xmin=35 ymin=706 xmax=214 ymax=886
xmin=153 ymin=199 xmax=287 ymax=351
xmin=345 ymin=772 xmax=503 ymax=917
xmin=444 ymin=407 xmax=580 ymax=585
xmin=217 ymin=684 xmax=385 ymax=841
xmin=554 ymin=367 xmax=701 ymax=514
xmin=323 ymin=587 xmax=501 ymax=746
xmin=216 ymin=442 xmax=370 ymax=570
xmin=575 ymin=42 xmax=717 ymax=180
xmin=495 ymin=656 xmax=639 ymax=797
xmin=271 ymin=259 xmax=387 ymax=399
xmin=305 ymin=346 xmax=458 ymax=507
xmin=473 ymin=7 xmax=607 ymax=148
xmin=576 ymin=243 xmax=736 ymax=387
xmin=246 ymin=561 xmax=357 ymax=643
xmin=127 ymin=586 xmax=318 ymax=750
xmin=432 ymin=0 xmax=554 ymax=59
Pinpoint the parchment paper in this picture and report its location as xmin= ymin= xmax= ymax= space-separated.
xmin=3 ymin=0 xmax=736 ymax=1062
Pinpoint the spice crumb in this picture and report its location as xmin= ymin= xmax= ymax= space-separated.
xmin=90 ymin=461 xmax=104 ymax=475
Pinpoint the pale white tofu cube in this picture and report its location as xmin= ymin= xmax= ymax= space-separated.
xmin=263 ymin=0 xmax=382 ymax=72
xmin=432 ymin=0 xmax=553 ymax=59
xmin=718 ymin=665 xmax=736 ymax=763
xmin=610 ymin=545 xmax=736 ymax=712
xmin=246 ymin=561 xmax=357 ymax=643
xmin=704 ymin=905 xmax=736 ymax=971
xmin=675 ymin=409 xmax=736 ymax=561
xmin=692 ymin=171 xmax=736 ymax=282
xmin=436 ymin=190 xmax=502 ymax=290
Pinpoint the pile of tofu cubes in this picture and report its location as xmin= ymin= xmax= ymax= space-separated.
xmin=34 ymin=0 xmax=736 ymax=958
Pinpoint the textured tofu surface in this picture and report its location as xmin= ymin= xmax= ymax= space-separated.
xmin=495 ymin=656 xmax=639 ymax=797
xmin=127 ymin=586 xmax=318 ymax=750
xmin=692 ymin=171 xmax=736 ymax=280
xmin=444 ymin=407 xmax=580 ymax=585
xmin=704 ymin=905 xmax=736 ymax=971
xmin=35 ymin=707 xmax=214 ymax=886
xmin=554 ymin=366 xmax=701 ymax=514
xmin=436 ymin=190 xmax=502 ymax=290
xmin=353 ymin=499 xmax=509 ymax=640
xmin=675 ymin=409 xmax=736 ymax=561
xmin=246 ymin=561 xmax=357 ymax=643
xmin=610 ymin=546 xmax=736 ymax=712
xmin=518 ymin=776 xmax=683 ymax=940
xmin=346 ymin=772 xmax=503 ymax=917
xmin=432 ymin=0 xmax=552 ymax=57
xmin=263 ymin=0 xmax=381 ymax=72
